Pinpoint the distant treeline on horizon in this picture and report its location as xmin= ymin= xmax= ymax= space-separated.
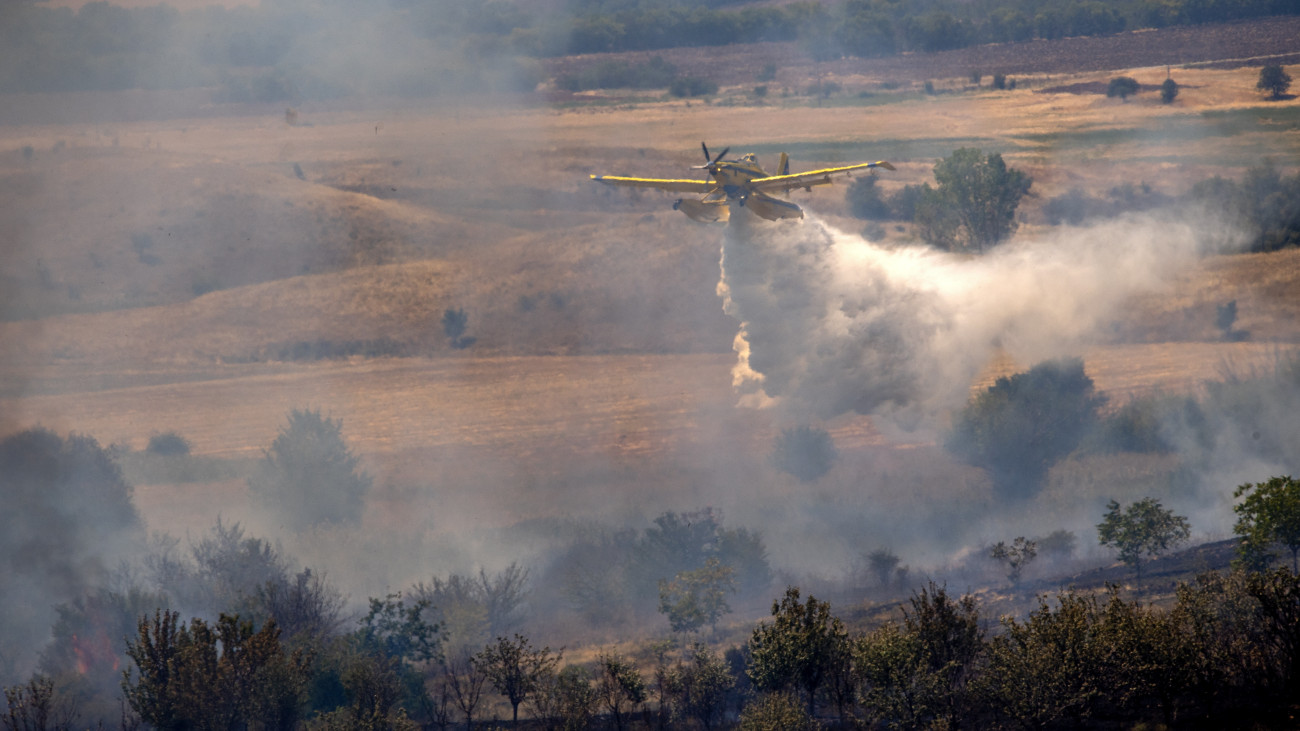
xmin=0 ymin=0 xmax=1293 ymax=98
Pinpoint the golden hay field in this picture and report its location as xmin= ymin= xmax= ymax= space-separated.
xmin=0 ymin=49 xmax=1298 ymax=554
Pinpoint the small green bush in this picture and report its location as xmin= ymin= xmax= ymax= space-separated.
xmin=1106 ymin=76 xmax=1140 ymax=100
xmin=146 ymin=431 xmax=192 ymax=457
xmin=772 ymin=425 xmax=838 ymax=483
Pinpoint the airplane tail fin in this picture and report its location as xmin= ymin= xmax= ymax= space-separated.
xmin=778 ymin=152 xmax=790 ymax=176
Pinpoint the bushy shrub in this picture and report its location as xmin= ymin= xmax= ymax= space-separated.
xmin=846 ymin=176 xmax=892 ymax=220
xmin=739 ymin=692 xmax=816 ymax=730
xmin=771 ymin=425 xmax=838 ymax=483
xmin=1107 ymin=76 xmax=1140 ymax=100
xmin=146 ymin=431 xmax=192 ymax=456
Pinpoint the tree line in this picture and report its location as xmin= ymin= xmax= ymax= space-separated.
xmin=849 ymin=142 xmax=1300 ymax=254
xmin=0 ymin=0 xmax=1294 ymax=97
xmin=9 ymin=563 xmax=1300 ymax=728
xmin=5 ymin=401 xmax=1300 ymax=727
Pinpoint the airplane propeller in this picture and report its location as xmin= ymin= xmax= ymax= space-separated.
xmin=693 ymin=142 xmax=729 ymax=170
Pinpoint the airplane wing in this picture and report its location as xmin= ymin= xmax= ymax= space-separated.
xmin=590 ymin=175 xmax=715 ymax=194
xmin=749 ymin=161 xmax=896 ymax=193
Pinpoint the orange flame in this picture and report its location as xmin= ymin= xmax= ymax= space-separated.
xmin=70 ymin=630 xmax=120 ymax=675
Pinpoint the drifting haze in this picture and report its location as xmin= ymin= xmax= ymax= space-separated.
xmin=720 ymin=209 xmax=1246 ymax=432
xmin=5 ymin=1 xmax=1300 ymax=717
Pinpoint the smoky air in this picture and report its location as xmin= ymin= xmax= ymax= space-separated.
xmin=1 ymin=1 xmax=1299 ymax=726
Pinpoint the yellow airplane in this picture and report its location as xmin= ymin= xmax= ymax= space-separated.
xmin=591 ymin=142 xmax=895 ymax=222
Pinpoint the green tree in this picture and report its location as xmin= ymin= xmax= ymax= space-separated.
xmin=1097 ymin=498 xmax=1191 ymax=594
xmin=976 ymin=592 xmax=1107 ymax=727
xmin=747 ymin=586 xmax=849 ymax=717
xmin=122 ymin=611 xmax=307 ymax=731
xmin=858 ymin=583 xmax=981 ymax=728
xmin=664 ymin=644 xmax=734 ymax=731
xmin=439 ymin=651 xmax=487 ymax=731
xmin=475 ymin=634 xmax=558 ymax=725
xmin=658 ymin=557 xmax=736 ymax=634
xmin=857 ymin=623 xmax=945 ymax=728
xmin=916 ymin=147 xmax=1031 ymax=252
xmin=947 ymin=358 xmax=1104 ymax=500
xmin=1160 ymin=77 xmax=1179 ymax=103
xmin=308 ymin=652 xmax=418 ymax=731
xmin=990 ymin=537 xmax=1038 ymax=584
xmin=442 ymin=307 xmax=475 ymax=349
xmin=1257 ymin=64 xmax=1292 ymax=100
xmin=248 ymin=408 xmax=372 ymax=531
xmin=530 ymin=665 xmax=597 ymax=731
xmin=412 ymin=563 xmax=531 ymax=653
xmin=595 ymin=653 xmax=645 ymax=731
xmin=1233 ymin=475 xmax=1300 ymax=572
xmin=1095 ymin=590 xmax=1200 ymax=726
xmin=147 ymin=519 xmax=289 ymax=619
xmin=356 ymin=593 xmax=442 ymax=666
xmin=258 ymin=567 xmax=347 ymax=644
xmin=1244 ymin=568 xmax=1300 ymax=695
xmin=1106 ymin=76 xmax=1140 ymax=101
xmin=1171 ymin=570 xmax=1277 ymax=716
xmin=3 ymin=675 xmax=76 ymax=731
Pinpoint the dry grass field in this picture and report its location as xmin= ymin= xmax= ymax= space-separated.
xmin=1 ymin=22 xmax=1298 ymax=603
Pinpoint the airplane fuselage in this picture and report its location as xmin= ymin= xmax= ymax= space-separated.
xmin=592 ymin=144 xmax=892 ymax=224
xmin=710 ymin=158 xmax=768 ymax=199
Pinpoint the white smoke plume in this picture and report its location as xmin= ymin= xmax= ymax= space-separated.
xmin=718 ymin=208 xmax=1242 ymax=430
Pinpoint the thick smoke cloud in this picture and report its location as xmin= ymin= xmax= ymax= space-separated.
xmin=718 ymin=208 xmax=1244 ymax=431
xmin=0 ymin=430 xmax=141 ymax=682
